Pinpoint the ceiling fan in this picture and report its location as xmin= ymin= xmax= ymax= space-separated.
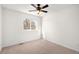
xmin=29 ymin=4 xmax=49 ymax=14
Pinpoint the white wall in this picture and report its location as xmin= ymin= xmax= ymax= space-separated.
xmin=43 ymin=5 xmax=79 ymax=52
xmin=0 ymin=5 xmax=2 ymax=51
xmin=2 ymin=8 xmax=41 ymax=47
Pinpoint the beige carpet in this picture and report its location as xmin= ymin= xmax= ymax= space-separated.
xmin=0 ymin=39 xmax=79 ymax=54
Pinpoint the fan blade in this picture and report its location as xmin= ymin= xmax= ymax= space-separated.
xmin=42 ymin=5 xmax=48 ymax=9
xmin=41 ymin=10 xmax=48 ymax=13
xmin=31 ymin=4 xmax=37 ymax=8
xmin=29 ymin=10 xmax=37 ymax=12
xmin=37 ymin=4 xmax=40 ymax=7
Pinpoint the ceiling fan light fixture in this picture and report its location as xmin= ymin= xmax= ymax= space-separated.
xmin=37 ymin=11 xmax=43 ymax=16
xmin=29 ymin=4 xmax=49 ymax=16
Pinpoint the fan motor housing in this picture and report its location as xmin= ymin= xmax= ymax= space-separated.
xmin=37 ymin=7 xmax=41 ymax=11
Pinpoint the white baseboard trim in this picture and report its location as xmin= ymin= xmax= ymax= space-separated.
xmin=47 ymin=39 xmax=79 ymax=53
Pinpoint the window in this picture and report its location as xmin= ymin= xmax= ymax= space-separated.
xmin=24 ymin=19 xmax=36 ymax=30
